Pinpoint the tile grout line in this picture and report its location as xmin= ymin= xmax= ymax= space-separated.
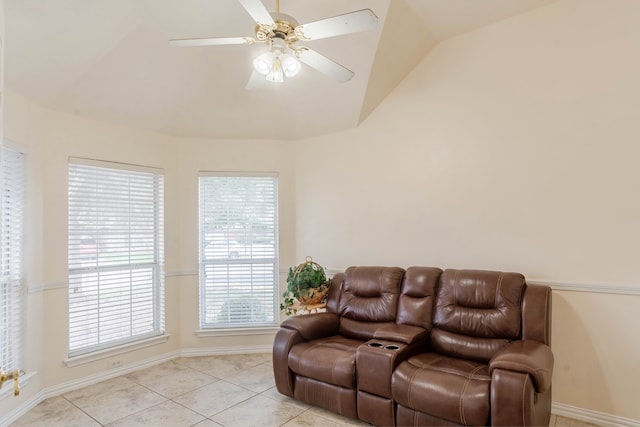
xmin=62 ymin=395 xmax=105 ymax=426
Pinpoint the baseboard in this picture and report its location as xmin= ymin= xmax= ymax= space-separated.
xmin=0 ymin=344 xmax=270 ymax=426
xmin=179 ymin=344 xmax=273 ymax=357
xmin=47 ymin=350 xmax=181 ymax=398
xmin=553 ymin=402 xmax=640 ymax=427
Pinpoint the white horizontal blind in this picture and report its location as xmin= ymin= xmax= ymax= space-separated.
xmin=199 ymin=174 xmax=278 ymax=328
xmin=68 ymin=159 xmax=164 ymax=357
xmin=0 ymin=147 xmax=25 ymax=374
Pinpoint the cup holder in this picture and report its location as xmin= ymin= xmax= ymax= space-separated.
xmin=367 ymin=342 xmax=400 ymax=351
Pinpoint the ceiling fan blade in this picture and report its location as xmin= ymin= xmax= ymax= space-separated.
xmin=245 ymin=70 xmax=266 ymax=90
xmin=296 ymin=9 xmax=378 ymax=41
xmin=297 ymin=48 xmax=354 ymax=83
xmin=169 ymin=37 xmax=252 ymax=47
xmin=238 ymin=0 xmax=275 ymax=26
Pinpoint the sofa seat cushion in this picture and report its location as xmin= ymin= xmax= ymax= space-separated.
xmin=392 ymin=353 xmax=491 ymax=426
xmin=288 ymin=335 xmax=362 ymax=389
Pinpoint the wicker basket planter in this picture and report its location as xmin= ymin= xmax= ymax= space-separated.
xmin=280 ymin=256 xmax=330 ymax=315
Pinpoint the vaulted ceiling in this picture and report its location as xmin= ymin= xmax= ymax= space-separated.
xmin=4 ymin=0 xmax=558 ymax=140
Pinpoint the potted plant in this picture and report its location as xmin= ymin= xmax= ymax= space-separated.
xmin=280 ymin=256 xmax=331 ymax=315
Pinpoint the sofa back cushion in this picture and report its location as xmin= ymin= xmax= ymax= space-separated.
xmin=432 ymin=269 xmax=525 ymax=363
xmin=337 ymin=266 xmax=404 ymax=340
xmin=396 ymin=267 xmax=443 ymax=329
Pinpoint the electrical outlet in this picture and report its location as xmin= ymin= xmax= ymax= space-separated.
xmin=108 ymin=359 xmax=122 ymax=369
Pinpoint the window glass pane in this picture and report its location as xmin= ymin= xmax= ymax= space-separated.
xmin=199 ymin=175 xmax=278 ymax=328
xmin=68 ymin=160 xmax=164 ymax=356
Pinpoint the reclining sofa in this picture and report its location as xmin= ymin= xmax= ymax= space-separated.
xmin=272 ymin=266 xmax=553 ymax=426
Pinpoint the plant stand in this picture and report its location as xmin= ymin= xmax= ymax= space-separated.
xmin=287 ymin=302 xmax=327 ymax=315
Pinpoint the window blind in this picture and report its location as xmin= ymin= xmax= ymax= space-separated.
xmin=68 ymin=159 xmax=164 ymax=357
xmin=0 ymin=146 xmax=25 ymax=375
xmin=199 ymin=173 xmax=278 ymax=328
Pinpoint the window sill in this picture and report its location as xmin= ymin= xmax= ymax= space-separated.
xmin=196 ymin=326 xmax=279 ymax=337
xmin=63 ymin=334 xmax=171 ymax=368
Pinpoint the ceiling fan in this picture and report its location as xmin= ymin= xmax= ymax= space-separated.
xmin=169 ymin=0 xmax=378 ymax=85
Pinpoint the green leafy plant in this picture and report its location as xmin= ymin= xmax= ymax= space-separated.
xmin=280 ymin=257 xmax=330 ymax=316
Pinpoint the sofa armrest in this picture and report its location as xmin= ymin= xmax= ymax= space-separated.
xmin=373 ymin=324 xmax=429 ymax=345
xmin=280 ymin=312 xmax=339 ymax=341
xmin=272 ymin=328 xmax=304 ymax=397
xmin=490 ymin=340 xmax=554 ymax=393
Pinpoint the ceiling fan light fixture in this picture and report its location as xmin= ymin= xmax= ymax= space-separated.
xmin=281 ymin=53 xmax=300 ymax=77
xmin=266 ymin=56 xmax=284 ymax=83
xmin=253 ymin=51 xmax=273 ymax=75
xmin=254 ymin=38 xmax=300 ymax=82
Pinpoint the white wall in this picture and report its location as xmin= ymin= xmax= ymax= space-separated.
xmin=294 ymin=0 xmax=640 ymax=421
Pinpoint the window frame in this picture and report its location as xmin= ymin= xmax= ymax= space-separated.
xmin=67 ymin=157 xmax=165 ymax=358
xmin=198 ymin=172 xmax=279 ymax=330
xmin=0 ymin=144 xmax=26 ymax=379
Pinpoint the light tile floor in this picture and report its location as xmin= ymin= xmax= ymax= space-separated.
xmin=12 ymin=353 xmax=597 ymax=426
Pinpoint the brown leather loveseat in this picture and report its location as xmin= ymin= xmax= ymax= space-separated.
xmin=272 ymin=266 xmax=553 ymax=426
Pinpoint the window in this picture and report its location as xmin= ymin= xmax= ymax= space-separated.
xmin=68 ymin=158 xmax=164 ymax=357
xmin=0 ymin=146 xmax=26 ymax=376
xmin=199 ymin=173 xmax=278 ymax=329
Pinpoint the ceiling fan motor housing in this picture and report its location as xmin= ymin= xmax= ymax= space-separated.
xmin=255 ymin=12 xmax=300 ymax=46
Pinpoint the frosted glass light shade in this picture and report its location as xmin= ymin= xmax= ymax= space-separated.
xmin=253 ymin=52 xmax=273 ymax=75
xmin=281 ymin=54 xmax=300 ymax=77
xmin=253 ymin=44 xmax=300 ymax=82
xmin=266 ymin=57 xmax=284 ymax=83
